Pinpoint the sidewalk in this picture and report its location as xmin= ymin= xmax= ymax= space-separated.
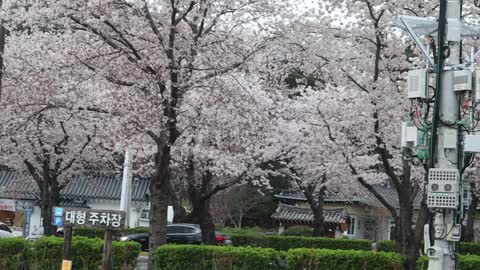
xmin=136 ymin=256 xmax=148 ymax=270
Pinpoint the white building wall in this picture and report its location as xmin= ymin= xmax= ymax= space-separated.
xmin=22 ymin=200 xmax=151 ymax=236
xmin=28 ymin=205 xmax=43 ymax=237
xmin=88 ymin=200 xmax=150 ymax=228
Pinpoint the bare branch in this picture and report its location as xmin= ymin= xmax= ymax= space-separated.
xmin=174 ymin=1 xmax=196 ymax=25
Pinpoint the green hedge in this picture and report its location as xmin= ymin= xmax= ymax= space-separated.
xmin=73 ymin=227 xmax=149 ymax=239
xmin=155 ymin=245 xmax=405 ymax=270
xmin=217 ymin=227 xmax=265 ymax=235
xmin=459 ymin=242 xmax=480 ymax=255
xmin=231 ymin=234 xmax=373 ymax=251
xmin=0 ymin=237 xmax=31 ymax=270
xmin=378 ymin=240 xmax=480 ymax=256
xmin=377 ymin=240 xmax=397 ymax=253
xmin=155 ymin=244 xmax=283 ymax=270
xmin=417 ymin=255 xmax=480 ymax=270
xmin=286 ymin=248 xmax=405 ymax=270
xmin=0 ymin=236 xmax=141 ymax=270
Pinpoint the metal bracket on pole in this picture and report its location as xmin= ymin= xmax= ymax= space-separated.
xmin=397 ymin=16 xmax=437 ymax=69
xmin=396 ymin=15 xmax=480 ymax=70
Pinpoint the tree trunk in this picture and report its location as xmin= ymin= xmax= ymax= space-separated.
xmin=188 ymin=196 xmax=216 ymax=245
xmin=0 ymin=24 xmax=5 ymax=102
xmin=41 ymin=189 xmax=61 ymax=236
xmin=171 ymin=200 xmax=187 ymax=223
xmin=355 ymin=166 xmax=427 ymax=270
xmin=199 ymin=199 xmax=216 ymax=245
xmin=396 ymin=183 xmax=428 ymax=270
xmin=311 ymin=203 xmax=326 ymax=237
xmin=147 ymin=144 xmax=171 ymax=270
xmin=38 ymin=171 xmax=61 ymax=236
xmin=464 ymin=182 xmax=478 ymax=242
xmin=0 ymin=0 xmax=5 ymax=102
xmin=397 ymin=201 xmax=416 ymax=270
xmin=397 ymin=196 xmax=413 ymax=255
xmin=304 ymin=186 xmax=326 ymax=237
xmin=238 ymin=214 xmax=243 ymax=229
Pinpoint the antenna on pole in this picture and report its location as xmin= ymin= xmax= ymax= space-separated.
xmin=396 ymin=1 xmax=480 ymax=269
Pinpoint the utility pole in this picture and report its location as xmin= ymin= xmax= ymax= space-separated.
xmin=427 ymin=1 xmax=461 ymax=269
xmin=396 ymin=1 xmax=480 ymax=269
xmin=0 ymin=0 xmax=6 ymax=102
xmin=120 ymin=149 xmax=133 ymax=228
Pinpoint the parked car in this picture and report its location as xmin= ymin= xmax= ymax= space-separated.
xmin=26 ymin=227 xmax=64 ymax=240
xmin=120 ymin=223 xmax=232 ymax=251
xmin=0 ymin=222 xmax=15 ymax=238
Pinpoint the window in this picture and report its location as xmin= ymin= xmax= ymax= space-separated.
xmin=0 ymin=224 xmax=11 ymax=233
xmin=347 ymin=217 xmax=356 ymax=235
xmin=389 ymin=219 xmax=396 ymax=240
xmin=139 ymin=208 xmax=150 ymax=220
xmin=168 ymin=225 xmax=197 ymax=234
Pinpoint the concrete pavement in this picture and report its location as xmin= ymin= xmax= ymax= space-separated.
xmin=136 ymin=256 xmax=148 ymax=270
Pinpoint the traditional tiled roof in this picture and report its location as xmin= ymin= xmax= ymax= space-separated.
xmin=0 ymin=170 xmax=37 ymax=200
xmin=62 ymin=173 xmax=150 ymax=201
xmin=0 ymin=169 xmax=149 ymax=202
xmin=275 ymin=185 xmax=424 ymax=210
xmin=271 ymin=204 xmax=349 ymax=225
xmin=275 ymin=191 xmax=364 ymax=203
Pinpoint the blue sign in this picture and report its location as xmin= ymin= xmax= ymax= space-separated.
xmin=53 ymin=216 xmax=63 ymax=226
xmin=54 ymin=207 xmax=64 ymax=217
xmin=24 ymin=208 xmax=32 ymax=238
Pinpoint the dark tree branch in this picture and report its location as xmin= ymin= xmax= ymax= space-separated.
xmin=174 ymin=1 xmax=196 ymax=25
xmin=341 ymin=68 xmax=369 ymax=93
xmin=69 ymin=15 xmax=157 ymax=75
xmin=102 ymin=19 xmax=143 ymax=60
xmin=58 ymin=125 xmax=97 ymax=177
xmin=24 ymin=160 xmax=42 ymax=188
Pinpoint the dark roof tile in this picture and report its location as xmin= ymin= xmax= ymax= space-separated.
xmin=0 ymin=170 xmax=149 ymax=202
xmin=271 ymin=204 xmax=349 ymax=225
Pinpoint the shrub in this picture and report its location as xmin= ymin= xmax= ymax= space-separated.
xmin=459 ymin=242 xmax=480 ymax=255
xmin=378 ymin=240 xmax=480 ymax=256
xmin=0 ymin=237 xmax=31 ymax=270
xmin=155 ymin=244 xmax=283 ymax=270
xmin=231 ymin=234 xmax=372 ymax=251
xmin=286 ymin=248 xmax=405 ymax=270
xmin=73 ymin=227 xmax=149 ymax=239
xmin=73 ymin=227 xmax=105 ymax=238
xmin=417 ymin=255 xmax=480 ymax=270
xmin=218 ymin=227 xmax=264 ymax=235
xmin=281 ymin=226 xmax=314 ymax=237
xmin=0 ymin=236 xmax=141 ymax=270
xmin=113 ymin=241 xmax=143 ymax=269
xmin=377 ymin=240 xmax=397 ymax=253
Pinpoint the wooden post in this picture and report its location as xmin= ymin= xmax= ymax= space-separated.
xmin=101 ymin=229 xmax=113 ymax=270
xmin=61 ymin=226 xmax=73 ymax=270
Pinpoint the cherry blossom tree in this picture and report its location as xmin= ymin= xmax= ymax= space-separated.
xmin=170 ymin=72 xmax=296 ymax=243
xmin=5 ymin=0 xmax=299 ymax=266
xmin=463 ymin=157 xmax=480 ymax=242
xmin=284 ymin=2 xmax=440 ymax=268
xmin=0 ymin=23 xmax=116 ymax=235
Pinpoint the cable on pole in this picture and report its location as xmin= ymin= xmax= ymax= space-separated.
xmin=429 ymin=0 xmax=448 ymax=170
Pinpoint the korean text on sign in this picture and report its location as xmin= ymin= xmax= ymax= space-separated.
xmin=65 ymin=210 xmax=123 ymax=228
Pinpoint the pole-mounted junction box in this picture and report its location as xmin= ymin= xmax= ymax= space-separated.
xmin=401 ymin=122 xmax=418 ymax=148
xmin=407 ymin=69 xmax=427 ymax=99
xmin=427 ymin=169 xmax=460 ymax=209
xmin=453 ymin=69 xmax=472 ymax=91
